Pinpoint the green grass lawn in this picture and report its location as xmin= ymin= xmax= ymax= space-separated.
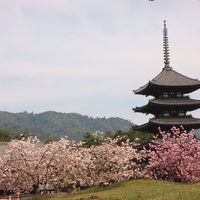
xmin=29 ymin=179 xmax=200 ymax=200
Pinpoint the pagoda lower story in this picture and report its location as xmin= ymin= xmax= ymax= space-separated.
xmin=134 ymin=116 xmax=200 ymax=132
xmin=133 ymin=21 xmax=200 ymax=133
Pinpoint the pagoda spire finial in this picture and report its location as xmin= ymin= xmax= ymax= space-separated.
xmin=163 ymin=20 xmax=171 ymax=69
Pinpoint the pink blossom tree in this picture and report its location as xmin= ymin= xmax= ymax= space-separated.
xmin=146 ymin=127 xmax=200 ymax=183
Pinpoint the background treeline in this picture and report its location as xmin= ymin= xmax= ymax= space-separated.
xmin=82 ymin=129 xmax=154 ymax=148
xmin=0 ymin=111 xmax=134 ymax=141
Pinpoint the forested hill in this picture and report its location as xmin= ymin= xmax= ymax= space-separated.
xmin=0 ymin=111 xmax=134 ymax=140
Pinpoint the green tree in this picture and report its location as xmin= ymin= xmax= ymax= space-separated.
xmin=82 ymin=132 xmax=103 ymax=148
xmin=114 ymin=128 xmax=154 ymax=145
xmin=104 ymin=130 xmax=113 ymax=138
xmin=0 ymin=129 xmax=11 ymax=142
xmin=14 ymin=133 xmax=28 ymax=140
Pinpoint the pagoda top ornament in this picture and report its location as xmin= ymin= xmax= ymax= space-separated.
xmin=133 ymin=21 xmax=200 ymax=132
xmin=134 ymin=20 xmax=200 ymax=97
xmin=163 ymin=20 xmax=171 ymax=70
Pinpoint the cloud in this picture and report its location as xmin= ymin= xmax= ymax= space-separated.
xmin=0 ymin=0 xmax=200 ymax=124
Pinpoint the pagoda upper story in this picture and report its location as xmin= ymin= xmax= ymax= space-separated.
xmin=134 ymin=67 xmax=200 ymax=97
xmin=133 ymin=21 xmax=200 ymax=132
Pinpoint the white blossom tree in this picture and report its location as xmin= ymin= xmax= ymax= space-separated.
xmin=0 ymin=136 xmax=147 ymax=194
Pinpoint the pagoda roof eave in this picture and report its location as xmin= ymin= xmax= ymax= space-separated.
xmin=134 ymin=81 xmax=200 ymax=95
xmin=134 ymin=105 xmax=149 ymax=113
xmin=150 ymin=117 xmax=200 ymax=125
xmin=151 ymin=67 xmax=200 ymax=86
xmin=134 ymin=98 xmax=200 ymax=113
xmin=133 ymin=82 xmax=150 ymax=95
xmin=151 ymin=98 xmax=200 ymax=105
xmin=134 ymin=68 xmax=200 ymax=95
xmin=133 ymin=117 xmax=200 ymax=132
xmin=133 ymin=123 xmax=154 ymax=132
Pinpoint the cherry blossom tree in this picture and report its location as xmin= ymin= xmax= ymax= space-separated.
xmin=146 ymin=127 xmax=200 ymax=183
xmin=0 ymin=135 xmax=147 ymax=194
xmin=0 ymin=137 xmax=80 ymax=193
xmin=72 ymin=137 xmax=147 ymax=186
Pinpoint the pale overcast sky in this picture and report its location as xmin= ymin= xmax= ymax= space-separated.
xmin=0 ymin=0 xmax=200 ymax=125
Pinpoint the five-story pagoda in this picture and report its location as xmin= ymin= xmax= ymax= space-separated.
xmin=133 ymin=21 xmax=200 ymax=132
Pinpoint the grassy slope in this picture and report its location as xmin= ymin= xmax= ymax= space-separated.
xmin=29 ymin=179 xmax=200 ymax=200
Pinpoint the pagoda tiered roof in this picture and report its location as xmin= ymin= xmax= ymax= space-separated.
xmin=134 ymin=117 xmax=200 ymax=132
xmin=133 ymin=21 xmax=200 ymax=133
xmin=134 ymin=67 xmax=200 ymax=96
xmin=134 ymin=98 xmax=200 ymax=114
xmin=151 ymin=117 xmax=200 ymax=125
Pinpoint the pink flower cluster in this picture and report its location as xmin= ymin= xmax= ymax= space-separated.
xmin=146 ymin=127 xmax=200 ymax=183
xmin=0 ymin=136 xmax=146 ymax=193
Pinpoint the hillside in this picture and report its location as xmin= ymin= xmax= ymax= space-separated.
xmin=0 ymin=111 xmax=134 ymax=140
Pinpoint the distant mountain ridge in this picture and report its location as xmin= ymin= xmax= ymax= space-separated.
xmin=0 ymin=111 xmax=134 ymax=140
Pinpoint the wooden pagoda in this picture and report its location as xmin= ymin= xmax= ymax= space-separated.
xmin=133 ymin=21 xmax=200 ymax=132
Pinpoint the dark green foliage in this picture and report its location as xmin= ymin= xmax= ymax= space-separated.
xmin=104 ymin=130 xmax=113 ymax=138
xmin=0 ymin=111 xmax=134 ymax=141
xmin=82 ymin=132 xmax=103 ymax=147
xmin=0 ymin=129 xmax=11 ymax=142
xmin=82 ymin=128 xmax=153 ymax=147
xmin=114 ymin=128 xmax=154 ymax=145
xmin=13 ymin=133 xmax=29 ymax=140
